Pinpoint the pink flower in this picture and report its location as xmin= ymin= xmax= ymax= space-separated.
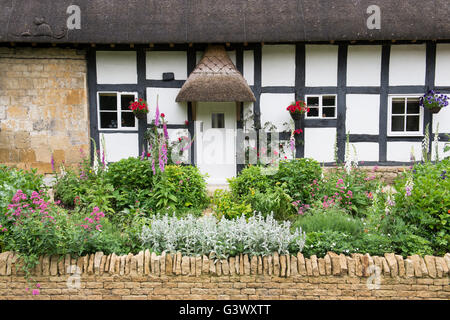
xmin=32 ymin=289 xmax=39 ymax=296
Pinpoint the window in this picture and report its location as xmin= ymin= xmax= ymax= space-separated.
xmin=97 ymin=92 xmax=138 ymax=130
xmin=305 ymin=95 xmax=337 ymax=118
xmin=388 ymin=96 xmax=423 ymax=136
xmin=211 ymin=113 xmax=225 ymax=128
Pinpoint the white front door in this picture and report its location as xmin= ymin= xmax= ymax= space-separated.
xmin=195 ymin=102 xmax=236 ymax=185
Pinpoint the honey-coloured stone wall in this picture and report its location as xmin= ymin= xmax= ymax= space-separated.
xmin=0 ymin=47 xmax=90 ymax=173
xmin=0 ymin=251 xmax=448 ymax=300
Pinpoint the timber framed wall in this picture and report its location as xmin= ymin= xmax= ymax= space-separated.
xmin=86 ymin=40 xmax=450 ymax=170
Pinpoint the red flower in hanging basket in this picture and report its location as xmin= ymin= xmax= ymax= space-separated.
xmin=287 ymin=100 xmax=309 ymax=114
xmin=294 ymin=129 xmax=303 ymax=135
xmin=129 ymin=98 xmax=149 ymax=117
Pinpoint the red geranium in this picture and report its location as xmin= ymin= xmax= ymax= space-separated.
xmin=294 ymin=129 xmax=303 ymax=135
xmin=287 ymin=100 xmax=309 ymax=114
xmin=129 ymin=98 xmax=149 ymax=114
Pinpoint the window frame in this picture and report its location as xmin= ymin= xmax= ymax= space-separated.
xmin=304 ymin=94 xmax=337 ymax=119
xmin=387 ymin=95 xmax=424 ymax=137
xmin=97 ymin=91 xmax=139 ymax=131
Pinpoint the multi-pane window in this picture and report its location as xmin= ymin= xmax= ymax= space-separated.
xmin=305 ymin=95 xmax=337 ymax=118
xmin=388 ymin=96 xmax=423 ymax=136
xmin=98 ymin=92 xmax=138 ymax=130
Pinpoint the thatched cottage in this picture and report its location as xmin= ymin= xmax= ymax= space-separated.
xmin=0 ymin=0 xmax=449 ymax=184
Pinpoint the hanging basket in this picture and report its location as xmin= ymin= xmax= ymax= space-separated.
xmin=134 ymin=112 xmax=148 ymax=120
xmin=427 ymin=107 xmax=442 ymax=114
xmin=289 ymin=112 xmax=303 ymax=121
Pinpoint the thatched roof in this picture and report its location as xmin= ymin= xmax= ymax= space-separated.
xmin=1 ymin=0 xmax=449 ymax=43
xmin=176 ymin=45 xmax=256 ymax=102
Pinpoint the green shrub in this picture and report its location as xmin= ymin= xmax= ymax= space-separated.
xmin=228 ymin=165 xmax=272 ymax=198
xmin=144 ymin=165 xmax=209 ymax=212
xmin=273 ymin=159 xmax=322 ymax=203
xmin=53 ymin=169 xmax=81 ymax=208
xmin=392 ymin=159 xmax=450 ymax=255
xmin=389 ymin=233 xmax=434 ymax=257
xmin=245 ymin=182 xmax=296 ymax=220
xmin=54 ymin=168 xmax=116 ymax=215
xmin=302 ymin=230 xmax=395 ymax=257
xmin=211 ymin=189 xmax=253 ymax=219
xmin=105 ymin=157 xmax=154 ymax=191
xmin=0 ymin=165 xmax=44 ymax=215
xmin=301 ymin=231 xmax=355 ymax=257
xmin=292 ymin=207 xmax=364 ymax=236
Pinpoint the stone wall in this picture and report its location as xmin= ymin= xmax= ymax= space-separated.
xmin=0 ymin=251 xmax=448 ymax=300
xmin=324 ymin=166 xmax=407 ymax=185
xmin=0 ymin=47 xmax=89 ymax=174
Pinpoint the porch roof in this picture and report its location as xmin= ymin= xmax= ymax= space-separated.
xmin=1 ymin=0 xmax=449 ymax=44
xmin=176 ymin=45 xmax=256 ymax=102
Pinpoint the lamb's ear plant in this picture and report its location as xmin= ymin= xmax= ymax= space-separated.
xmin=139 ymin=213 xmax=306 ymax=259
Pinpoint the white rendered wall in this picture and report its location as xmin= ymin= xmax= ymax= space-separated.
xmin=260 ymin=93 xmax=295 ymax=131
xmin=243 ymin=50 xmax=254 ymax=86
xmin=101 ymin=133 xmax=139 ymax=163
xmin=146 ymin=88 xmax=187 ymax=124
xmin=433 ymin=105 xmax=450 ymax=133
xmin=387 ymin=142 xmax=422 ymax=162
xmin=304 ymin=128 xmax=336 ymax=163
xmin=345 ymin=94 xmax=380 ymax=134
xmin=305 ymin=45 xmax=338 ymax=87
xmin=348 ymin=143 xmax=379 ymax=162
xmin=435 ymin=44 xmax=450 ymax=86
xmin=146 ymin=51 xmax=187 ymax=80
xmin=347 ymin=46 xmax=382 ymax=86
xmin=261 ymin=45 xmax=295 ymax=87
xmin=389 ymin=45 xmax=426 ymax=86
xmin=96 ymin=51 xmax=137 ymax=84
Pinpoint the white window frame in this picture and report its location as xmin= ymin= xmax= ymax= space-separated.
xmin=305 ymin=94 xmax=337 ymax=119
xmin=97 ymin=91 xmax=138 ymax=131
xmin=387 ymin=95 xmax=424 ymax=137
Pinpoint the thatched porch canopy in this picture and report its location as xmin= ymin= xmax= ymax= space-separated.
xmin=176 ymin=45 xmax=255 ymax=102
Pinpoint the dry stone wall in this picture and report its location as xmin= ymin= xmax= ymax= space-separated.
xmin=0 ymin=251 xmax=448 ymax=300
xmin=323 ymin=166 xmax=407 ymax=185
xmin=0 ymin=47 xmax=89 ymax=173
